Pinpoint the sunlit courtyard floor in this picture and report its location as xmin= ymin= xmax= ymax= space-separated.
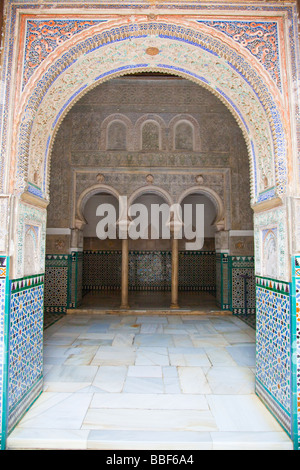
xmin=8 ymin=310 xmax=292 ymax=450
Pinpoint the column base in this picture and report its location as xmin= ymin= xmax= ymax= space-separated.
xmin=120 ymin=304 xmax=130 ymax=309
xmin=170 ymin=303 xmax=180 ymax=309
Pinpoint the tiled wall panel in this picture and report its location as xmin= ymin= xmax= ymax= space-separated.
xmin=70 ymin=252 xmax=83 ymax=308
xmin=7 ymin=275 xmax=44 ymax=433
xmin=255 ymin=276 xmax=292 ymax=435
xmin=82 ymin=250 xmax=216 ymax=292
xmin=230 ymin=256 xmax=255 ymax=314
xmin=0 ymin=257 xmax=8 ymax=449
xmin=44 ymin=254 xmax=70 ymax=313
xmin=291 ymin=256 xmax=300 ymax=449
xmin=216 ymin=253 xmax=230 ymax=310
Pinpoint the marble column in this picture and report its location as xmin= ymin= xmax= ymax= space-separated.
xmin=120 ymin=237 xmax=130 ymax=309
xmin=170 ymin=235 xmax=179 ymax=309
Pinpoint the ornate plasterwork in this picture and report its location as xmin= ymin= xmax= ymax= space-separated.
xmin=14 ymin=201 xmax=47 ymax=279
xmin=254 ymin=204 xmax=288 ymax=282
xmin=13 ymin=18 xmax=287 ymax=208
xmin=23 ymin=19 xmax=108 ymax=89
xmin=197 ymin=20 xmax=282 ymax=91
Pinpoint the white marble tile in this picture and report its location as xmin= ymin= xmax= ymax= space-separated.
xmin=43 ymin=356 xmax=67 ymax=366
xmin=134 ymin=334 xmax=174 ymax=347
xmin=136 ymin=316 xmax=168 ymax=324
xmin=207 ymin=395 xmax=284 ymax=432
xmin=82 ymin=408 xmax=218 ymax=432
xmin=91 ymin=393 xmax=209 ymax=410
xmin=140 ymin=324 xmax=160 ymax=334
xmin=172 ymin=335 xmax=194 ymax=348
xmin=123 ymin=376 xmax=164 ymax=394
xmin=168 ymin=347 xmax=211 ymax=367
xmin=190 ymin=334 xmax=230 ymax=348
xmin=91 ymin=346 xmax=136 ymax=366
xmin=167 ymin=316 xmax=183 ymax=324
xmin=43 ymin=345 xmax=73 ymax=357
xmin=222 ymin=331 xmax=255 ymax=344
xmin=7 ymin=428 xmax=90 ymax=450
xmin=210 ymin=431 xmax=293 ymax=450
xmin=87 ymin=430 xmax=213 ymax=450
xmin=63 ymin=346 xmax=99 ymax=366
xmin=112 ymin=333 xmax=135 ymax=347
xmin=51 ymin=325 xmax=86 ymax=336
xmin=15 ymin=392 xmax=92 ymax=430
xmin=128 ymin=365 xmax=162 ymax=378
xmin=43 ymin=364 xmax=98 ymax=392
xmin=178 ymin=367 xmax=211 ymax=394
xmin=11 ymin=313 xmax=292 ymax=451
xmin=226 ymin=344 xmax=256 ymax=367
xmin=163 ymin=377 xmax=181 ymax=394
xmin=135 ymin=347 xmax=169 ymax=366
xmin=204 ymin=347 xmax=237 ymax=366
xmin=162 ymin=366 xmax=178 ymax=378
xmin=206 ymin=366 xmax=255 ymax=394
xmin=44 ymin=335 xmax=77 ymax=346
xmin=163 ymin=327 xmax=192 ymax=335
xmin=209 ymin=319 xmax=242 ymax=333
xmin=92 ymin=366 xmax=127 ymax=392
xmin=77 ymin=332 xmax=115 ymax=340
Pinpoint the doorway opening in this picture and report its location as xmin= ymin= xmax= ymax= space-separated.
xmin=44 ymin=72 xmax=255 ymax=318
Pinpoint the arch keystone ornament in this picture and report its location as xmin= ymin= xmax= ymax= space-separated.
xmin=0 ymin=1 xmax=299 ymax=451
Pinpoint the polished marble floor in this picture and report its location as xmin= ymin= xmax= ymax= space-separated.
xmin=7 ymin=313 xmax=292 ymax=450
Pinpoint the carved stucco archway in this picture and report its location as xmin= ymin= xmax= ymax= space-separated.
xmin=75 ymin=183 xmax=121 ymax=230
xmin=178 ymin=186 xmax=225 ymax=232
xmin=1 ymin=7 xmax=299 ymax=449
xmin=11 ymin=17 xmax=289 ymax=211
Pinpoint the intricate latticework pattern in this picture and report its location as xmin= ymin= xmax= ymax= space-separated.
xmin=0 ymin=257 xmax=7 ymax=445
xmin=23 ymin=19 xmax=107 ymax=88
xmin=198 ymin=20 xmax=281 ymax=90
xmin=231 ymin=256 xmax=255 ymax=314
xmin=129 ymin=251 xmax=172 ymax=291
xmin=292 ymin=256 xmax=300 ymax=447
xmin=178 ymin=251 xmax=216 ymax=291
xmin=215 ymin=253 xmax=230 ymax=310
xmin=83 ymin=251 xmax=122 ymax=291
xmin=82 ymin=251 xmax=216 ymax=291
xmin=256 ymin=276 xmax=291 ymax=434
xmin=44 ymin=254 xmax=70 ymax=313
xmin=8 ymin=276 xmax=44 ymax=432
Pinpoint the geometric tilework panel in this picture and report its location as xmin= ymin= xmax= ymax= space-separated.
xmin=292 ymin=256 xmax=300 ymax=447
xmin=179 ymin=251 xmax=216 ymax=292
xmin=296 ymin=274 xmax=300 ymax=447
xmin=76 ymin=252 xmax=83 ymax=306
xmin=129 ymin=251 xmax=171 ymax=291
xmin=8 ymin=278 xmax=44 ymax=432
xmin=83 ymin=251 xmax=122 ymax=291
xmin=0 ymin=277 xmax=5 ymax=442
xmin=255 ymin=278 xmax=291 ymax=434
xmin=231 ymin=257 xmax=255 ymax=314
xmin=44 ymin=266 xmax=69 ymax=311
xmin=70 ymin=252 xmax=83 ymax=308
xmin=0 ymin=257 xmax=8 ymax=447
xmin=82 ymin=251 xmax=216 ymax=292
xmin=216 ymin=254 xmax=222 ymax=307
xmin=44 ymin=255 xmax=70 ymax=313
xmin=215 ymin=253 xmax=230 ymax=310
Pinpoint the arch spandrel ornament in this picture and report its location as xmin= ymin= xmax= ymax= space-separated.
xmin=12 ymin=18 xmax=288 ymax=208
